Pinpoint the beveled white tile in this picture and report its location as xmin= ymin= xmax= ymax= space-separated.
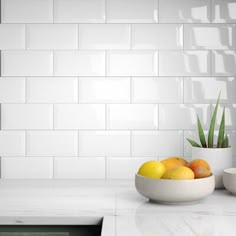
xmin=27 ymin=24 xmax=78 ymax=50
xmin=159 ymin=0 xmax=210 ymax=23
xmin=106 ymin=0 xmax=158 ymax=23
xmin=1 ymin=51 xmax=53 ymax=76
xmin=106 ymin=157 xmax=152 ymax=179
xmin=54 ymin=157 xmax=105 ymax=179
xmin=54 ymin=51 xmax=105 ymax=76
xmin=27 ymin=131 xmax=78 ymax=157
xmin=131 ymin=131 xmax=183 ymax=157
xmin=1 ymin=157 xmax=53 ymax=179
xmin=1 ymin=104 xmax=53 ymax=130
xmin=215 ymin=105 xmax=236 ymax=129
xmin=107 ymin=104 xmax=158 ymax=130
xmin=79 ymin=24 xmax=130 ymax=50
xmin=212 ymin=0 xmax=236 ymax=23
xmin=212 ymin=51 xmax=236 ymax=76
xmin=107 ymin=51 xmax=158 ymax=76
xmin=27 ymin=77 xmax=78 ymax=103
xmin=0 ymin=78 xmax=25 ymax=103
xmin=184 ymin=77 xmax=236 ymax=104
xmin=79 ymin=131 xmax=130 ymax=156
xmin=1 ymin=0 xmax=53 ymax=23
xmin=159 ymin=104 xmax=210 ymax=130
xmin=132 ymin=24 xmax=183 ymax=50
xmin=184 ymin=24 xmax=236 ymax=50
xmin=0 ymin=131 xmax=25 ymax=156
xmin=54 ymin=104 xmax=105 ymax=130
xmin=132 ymin=77 xmax=183 ymax=103
xmin=0 ymin=24 xmax=25 ymax=50
xmin=79 ymin=77 xmax=130 ymax=103
xmin=159 ymin=51 xmax=210 ymax=76
xmin=54 ymin=0 xmax=105 ymax=23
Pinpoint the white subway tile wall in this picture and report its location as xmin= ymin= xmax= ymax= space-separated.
xmin=0 ymin=0 xmax=235 ymax=179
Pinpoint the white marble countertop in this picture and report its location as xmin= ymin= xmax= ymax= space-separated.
xmin=0 ymin=180 xmax=236 ymax=236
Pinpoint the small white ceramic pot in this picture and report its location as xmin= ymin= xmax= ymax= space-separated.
xmin=192 ymin=147 xmax=232 ymax=189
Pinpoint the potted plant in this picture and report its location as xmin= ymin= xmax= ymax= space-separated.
xmin=187 ymin=93 xmax=232 ymax=189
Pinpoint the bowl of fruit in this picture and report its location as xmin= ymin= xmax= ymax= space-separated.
xmin=135 ymin=157 xmax=215 ymax=204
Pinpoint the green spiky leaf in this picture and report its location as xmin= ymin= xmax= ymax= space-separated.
xmin=222 ymin=134 xmax=229 ymax=148
xmin=217 ymin=107 xmax=225 ymax=148
xmin=186 ymin=138 xmax=201 ymax=148
xmin=197 ymin=115 xmax=207 ymax=148
xmin=208 ymin=92 xmax=221 ymax=148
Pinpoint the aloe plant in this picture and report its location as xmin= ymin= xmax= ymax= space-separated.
xmin=187 ymin=92 xmax=230 ymax=148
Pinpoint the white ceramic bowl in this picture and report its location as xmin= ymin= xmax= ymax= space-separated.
xmin=223 ymin=168 xmax=236 ymax=195
xmin=135 ymin=174 xmax=215 ymax=204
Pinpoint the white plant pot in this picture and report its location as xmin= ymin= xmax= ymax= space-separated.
xmin=192 ymin=147 xmax=232 ymax=189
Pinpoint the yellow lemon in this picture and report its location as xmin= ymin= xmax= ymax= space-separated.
xmin=162 ymin=166 xmax=194 ymax=180
xmin=138 ymin=160 xmax=166 ymax=179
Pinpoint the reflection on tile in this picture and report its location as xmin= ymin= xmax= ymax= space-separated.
xmin=212 ymin=0 xmax=236 ymax=23
xmin=184 ymin=24 xmax=236 ymax=50
xmin=106 ymin=157 xmax=152 ymax=179
xmin=131 ymin=131 xmax=183 ymax=157
xmin=107 ymin=51 xmax=158 ymax=76
xmin=215 ymin=105 xmax=236 ymax=129
xmin=107 ymin=104 xmax=158 ymax=130
xmin=159 ymin=0 xmax=210 ymax=23
xmin=212 ymin=51 xmax=236 ymax=76
xmin=106 ymin=0 xmax=158 ymax=23
xmin=159 ymin=51 xmax=210 ymax=76
xmin=184 ymin=77 xmax=236 ymax=104
xmin=159 ymin=104 xmax=210 ymax=130
xmin=79 ymin=131 xmax=130 ymax=156
xmin=132 ymin=24 xmax=183 ymax=50
xmin=132 ymin=77 xmax=183 ymax=103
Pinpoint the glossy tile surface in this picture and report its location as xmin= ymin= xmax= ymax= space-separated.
xmin=54 ymin=104 xmax=105 ymax=129
xmin=107 ymin=51 xmax=158 ymax=76
xmin=0 ymin=24 xmax=25 ymax=50
xmin=212 ymin=50 xmax=236 ymax=76
xmin=27 ymin=131 xmax=78 ymax=156
xmin=132 ymin=24 xmax=183 ymax=50
xmin=54 ymin=157 xmax=105 ymax=179
xmin=107 ymin=104 xmax=158 ymax=130
xmin=212 ymin=0 xmax=236 ymax=23
xmin=159 ymin=0 xmax=210 ymax=23
xmin=1 ymin=0 xmax=53 ymax=23
xmin=27 ymin=77 xmax=78 ymax=103
xmin=159 ymin=51 xmax=210 ymax=76
xmin=131 ymin=131 xmax=183 ymax=157
xmin=1 ymin=51 xmax=53 ymax=76
xmin=1 ymin=104 xmax=53 ymax=130
xmin=159 ymin=104 xmax=210 ymax=130
xmin=132 ymin=77 xmax=183 ymax=103
xmin=106 ymin=0 xmax=158 ymax=23
xmin=54 ymin=0 xmax=105 ymax=23
xmin=184 ymin=77 xmax=236 ymax=103
xmin=27 ymin=24 xmax=78 ymax=50
xmin=54 ymin=51 xmax=105 ymax=76
xmin=79 ymin=77 xmax=130 ymax=103
xmin=79 ymin=24 xmax=130 ymax=50
xmin=184 ymin=24 xmax=236 ymax=50
xmin=79 ymin=131 xmax=130 ymax=156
